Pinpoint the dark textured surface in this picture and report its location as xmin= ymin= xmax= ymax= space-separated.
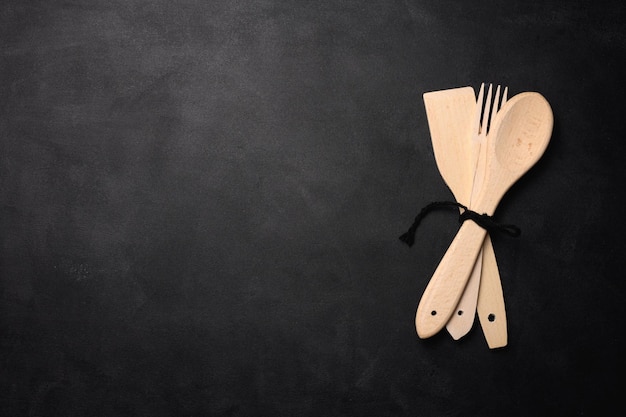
xmin=2 ymin=1 xmax=625 ymax=415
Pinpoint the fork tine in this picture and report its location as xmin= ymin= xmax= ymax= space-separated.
xmin=502 ymin=86 xmax=508 ymax=106
xmin=473 ymin=83 xmax=485 ymax=134
xmin=489 ymin=85 xmax=501 ymax=133
xmin=480 ymin=84 xmax=493 ymax=135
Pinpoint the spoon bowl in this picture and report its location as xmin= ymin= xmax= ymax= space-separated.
xmin=482 ymin=92 xmax=553 ymax=213
xmin=495 ymin=93 xmax=552 ymax=171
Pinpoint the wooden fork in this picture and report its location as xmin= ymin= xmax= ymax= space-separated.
xmin=445 ymin=83 xmax=508 ymax=348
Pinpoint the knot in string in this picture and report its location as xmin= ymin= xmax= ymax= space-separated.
xmin=398 ymin=201 xmax=520 ymax=247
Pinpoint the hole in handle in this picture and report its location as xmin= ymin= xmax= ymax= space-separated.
xmin=488 ymin=313 xmax=496 ymax=322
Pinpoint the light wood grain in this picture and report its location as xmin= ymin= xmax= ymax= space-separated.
xmin=446 ymin=85 xmax=507 ymax=343
xmin=415 ymin=92 xmax=553 ymax=339
xmin=447 ymin=250 xmax=482 ymax=339
xmin=423 ymin=86 xmax=508 ymax=346
xmin=423 ymin=87 xmax=476 ymax=202
xmin=477 ymin=236 xmax=508 ymax=348
xmin=446 ymin=84 xmax=491 ymax=340
xmin=423 ymin=87 xmax=480 ymax=340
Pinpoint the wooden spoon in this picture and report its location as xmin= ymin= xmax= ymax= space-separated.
xmin=415 ymin=92 xmax=553 ymax=338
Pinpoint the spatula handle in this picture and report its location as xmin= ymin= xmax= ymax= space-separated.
xmin=415 ymin=221 xmax=487 ymax=338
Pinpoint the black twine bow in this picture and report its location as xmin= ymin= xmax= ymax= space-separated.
xmin=399 ymin=201 xmax=521 ymax=247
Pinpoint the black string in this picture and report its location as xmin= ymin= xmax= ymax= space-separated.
xmin=399 ymin=201 xmax=520 ymax=247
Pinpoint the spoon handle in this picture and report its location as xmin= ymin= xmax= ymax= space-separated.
xmin=415 ymin=220 xmax=487 ymax=338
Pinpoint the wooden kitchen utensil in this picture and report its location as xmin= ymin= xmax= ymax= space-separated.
xmin=416 ymin=92 xmax=553 ymax=339
xmin=423 ymin=86 xmax=476 ymax=207
xmin=444 ymin=84 xmax=508 ymax=342
xmin=423 ymin=85 xmax=509 ymax=348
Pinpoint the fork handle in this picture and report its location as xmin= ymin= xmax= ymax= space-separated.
xmin=477 ymin=235 xmax=508 ymax=348
xmin=445 ymin=245 xmax=483 ymax=340
xmin=415 ymin=220 xmax=487 ymax=338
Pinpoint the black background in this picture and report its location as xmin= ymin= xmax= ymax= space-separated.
xmin=2 ymin=1 xmax=625 ymax=416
